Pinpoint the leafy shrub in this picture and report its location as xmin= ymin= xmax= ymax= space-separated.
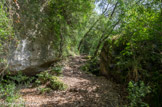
xmin=0 ymin=72 xmax=33 ymax=107
xmin=0 ymin=1 xmax=12 ymax=38
xmin=48 ymin=76 xmax=67 ymax=90
xmin=35 ymin=71 xmax=51 ymax=85
xmin=37 ymin=87 xmax=51 ymax=94
xmin=81 ymin=57 xmax=100 ymax=76
xmin=0 ymin=82 xmax=25 ymax=107
xmin=127 ymin=81 xmax=151 ymax=107
xmin=7 ymin=72 xmax=33 ymax=85
xmin=35 ymin=71 xmax=67 ymax=92
xmin=51 ymin=66 xmax=63 ymax=76
xmin=0 ymin=0 xmax=13 ymax=63
xmin=0 ymin=83 xmax=19 ymax=103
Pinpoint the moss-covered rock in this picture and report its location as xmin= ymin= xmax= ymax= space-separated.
xmin=7 ymin=0 xmax=60 ymax=75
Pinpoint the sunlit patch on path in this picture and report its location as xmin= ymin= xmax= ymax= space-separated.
xmin=20 ymin=56 xmax=121 ymax=107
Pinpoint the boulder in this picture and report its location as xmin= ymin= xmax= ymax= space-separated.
xmin=6 ymin=0 xmax=60 ymax=75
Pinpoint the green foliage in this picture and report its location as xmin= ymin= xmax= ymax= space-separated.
xmin=1 ymin=72 xmax=34 ymax=87
xmin=0 ymin=0 xmax=161 ymax=106
xmin=81 ymin=57 xmax=100 ymax=75
xmin=119 ymin=2 xmax=162 ymax=106
xmin=0 ymin=1 xmax=12 ymax=38
xmin=93 ymin=0 xmax=162 ymax=106
xmin=35 ymin=70 xmax=67 ymax=92
xmin=37 ymin=87 xmax=51 ymax=94
xmin=35 ymin=66 xmax=63 ymax=85
xmin=35 ymin=71 xmax=52 ymax=85
xmin=7 ymin=72 xmax=32 ymax=85
xmin=48 ymin=76 xmax=67 ymax=91
xmin=48 ymin=0 xmax=95 ymax=56
xmin=51 ymin=66 xmax=63 ymax=76
xmin=127 ymin=81 xmax=151 ymax=107
xmin=0 ymin=1 xmax=13 ymax=56
xmin=0 ymin=72 xmax=31 ymax=106
xmin=0 ymin=83 xmax=19 ymax=103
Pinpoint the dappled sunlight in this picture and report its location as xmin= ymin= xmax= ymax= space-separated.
xmin=20 ymin=56 xmax=120 ymax=107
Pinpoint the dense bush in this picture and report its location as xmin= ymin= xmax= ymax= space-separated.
xmin=100 ymin=1 xmax=162 ymax=106
xmin=127 ymin=81 xmax=151 ymax=107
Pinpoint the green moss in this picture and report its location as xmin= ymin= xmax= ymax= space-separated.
xmin=48 ymin=76 xmax=68 ymax=91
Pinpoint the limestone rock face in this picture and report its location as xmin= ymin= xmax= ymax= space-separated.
xmin=8 ymin=37 xmax=58 ymax=75
xmin=7 ymin=0 xmax=59 ymax=75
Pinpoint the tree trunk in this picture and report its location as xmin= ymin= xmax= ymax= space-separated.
xmin=78 ymin=4 xmax=110 ymax=51
xmin=59 ymin=32 xmax=64 ymax=57
xmin=78 ymin=18 xmax=100 ymax=51
xmin=93 ymin=19 xmax=120 ymax=58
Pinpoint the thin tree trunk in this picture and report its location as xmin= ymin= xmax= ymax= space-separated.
xmin=109 ymin=2 xmax=118 ymax=19
xmin=78 ymin=18 xmax=100 ymax=51
xmin=161 ymin=0 xmax=162 ymax=17
xmin=93 ymin=38 xmax=103 ymax=57
xmin=102 ymin=20 xmax=120 ymax=41
xmin=93 ymin=19 xmax=120 ymax=58
xmin=78 ymin=4 xmax=109 ymax=51
xmin=59 ymin=23 xmax=65 ymax=57
xmin=92 ymin=1 xmax=119 ymax=58
xmin=59 ymin=32 xmax=64 ymax=57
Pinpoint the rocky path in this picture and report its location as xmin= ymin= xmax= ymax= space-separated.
xmin=20 ymin=55 xmax=121 ymax=107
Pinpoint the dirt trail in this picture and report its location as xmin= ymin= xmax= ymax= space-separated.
xmin=20 ymin=55 xmax=121 ymax=107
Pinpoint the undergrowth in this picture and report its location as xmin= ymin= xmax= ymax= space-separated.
xmin=0 ymin=72 xmax=32 ymax=107
xmin=126 ymin=81 xmax=151 ymax=107
xmin=80 ymin=57 xmax=100 ymax=76
xmin=35 ymin=66 xmax=67 ymax=93
xmin=0 ymin=66 xmax=67 ymax=106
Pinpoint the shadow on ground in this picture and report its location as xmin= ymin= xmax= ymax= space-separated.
xmin=21 ymin=56 xmax=121 ymax=107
